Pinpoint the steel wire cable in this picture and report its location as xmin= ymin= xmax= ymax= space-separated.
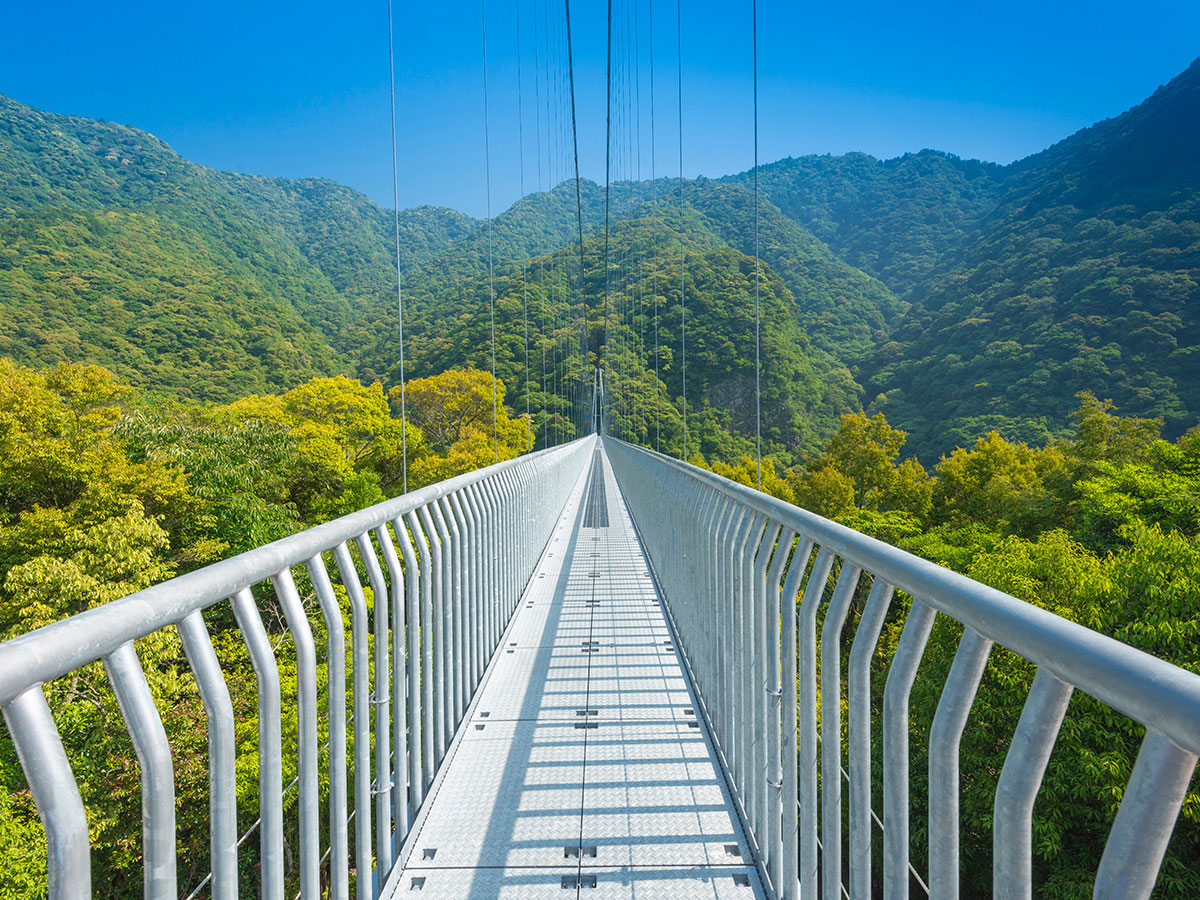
xmin=386 ymin=0 xmax=409 ymax=493
xmin=603 ymin=0 xmax=613 ymax=405
xmin=753 ymin=0 xmax=762 ymax=490
xmin=676 ymin=0 xmax=687 ymax=460
xmin=516 ymin=0 xmax=531 ymax=427
xmin=564 ymin=0 xmax=588 ymax=436
xmin=648 ymin=0 xmax=659 ymax=451
xmin=480 ymin=0 xmax=500 ymax=461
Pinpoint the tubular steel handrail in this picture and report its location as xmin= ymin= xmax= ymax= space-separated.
xmin=0 ymin=436 xmax=594 ymax=900
xmin=604 ymin=436 xmax=1200 ymax=900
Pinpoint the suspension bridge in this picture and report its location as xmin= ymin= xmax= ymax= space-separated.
xmin=2 ymin=431 xmax=1199 ymax=900
xmin=1 ymin=1 xmax=1199 ymax=899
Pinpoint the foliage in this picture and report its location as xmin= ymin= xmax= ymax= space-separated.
xmin=0 ymin=361 xmax=534 ymax=898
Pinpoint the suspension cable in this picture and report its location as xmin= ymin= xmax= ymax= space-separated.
xmin=676 ymin=0 xmax=687 ymax=460
xmin=480 ymin=0 xmax=499 ymax=461
xmin=564 ymin=0 xmax=588 ymax=436
xmin=649 ymin=0 xmax=659 ymax=452
xmin=386 ymin=0 xmax=408 ymax=493
xmin=753 ymin=0 xmax=761 ymax=490
xmin=516 ymin=0 xmax=531 ymax=430
xmin=603 ymin=0 xmax=613 ymax=395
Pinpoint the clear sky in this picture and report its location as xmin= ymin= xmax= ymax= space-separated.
xmin=2 ymin=0 xmax=1197 ymax=218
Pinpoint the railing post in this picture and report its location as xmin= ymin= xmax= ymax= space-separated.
xmin=882 ymin=600 xmax=937 ymax=900
xmin=994 ymin=669 xmax=1074 ymax=900
xmin=821 ymin=563 xmax=863 ymax=900
xmin=1094 ymin=731 xmax=1199 ymax=900
xmin=229 ymin=590 xmax=284 ymax=900
xmin=306 ymin=553 xmax=352 ymax=900
xmin=928 ymin=626 xmax=992 ymax=900
xmin=2 ymin=686 xmax=90 ymax=900
xmin=177 ymin=610 xmax=238 ymax=900
xmin=104 ymin=642 xmax=178 ymax=900
xmin=333 ymin=543 xmax=375 ymax=900
xmin=763 ymin=527 xmax=795 ymax=895
xmin=374 ymin=524 xmax=412 ymax=848
xmin=799 ymin=548 xmax=835 ymax=900
xmin=847 ymin=579 xmax=897 ymax=900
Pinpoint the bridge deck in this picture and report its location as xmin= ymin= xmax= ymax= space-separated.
xmin=385 ymin=447 xmax=766 ymax=898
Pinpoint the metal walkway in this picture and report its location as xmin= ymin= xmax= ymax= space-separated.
xmin=384 ymin=447 xmax=765 ymax=898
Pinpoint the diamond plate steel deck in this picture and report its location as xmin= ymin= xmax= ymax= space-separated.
xmin=383 ymin=448 xmax=765 ymax=899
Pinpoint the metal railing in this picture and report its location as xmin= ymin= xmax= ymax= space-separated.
xmin=0 ymin=436 xmax=593 ymax=900
xmin=605 ymin=437 xmax=1200 ymax=900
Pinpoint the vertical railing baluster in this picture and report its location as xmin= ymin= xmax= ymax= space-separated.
xmin=750 ymin=521 xmax=781 ymax=838
xmin=799 ymin=548 xmax=836 ymax=900
xmin=178 ymin=610 xmax=238 ymax=900
xmin=391 ymin=519 xmax=423 ymax=813
xmin=993 ymin=669 xmax=1073 ymax=900
xmin=2 ymin=686 xmax=90 ymax=900
xmin=404 ymin=509 xmax=435 ymax=789
xmin=483 ymin=478 xmax=502 ymax=651
xmin=439 ymin=496 xmax=464 ymax=724
xmin=306 ymin=553 xmax=351 ymax=900
xmin=1094 ymin=731 xmax=1198 ymax=900
xmin=821 ymin=563 xmax=863 ymax=900
xmin=331 ymin=543 xmax=374 ymax=900
xmin=373 ymin=525 xmax=410 ymax=848
xmin=229 ymin=589 xmax=284 ymax=900
xmin=780 ymin=538 xmax=813 ymax=900
xmin=458 ymin=487 xmax=482 ymax=691
xmin=764 ymin=527 xmax=795 ymax=894
xmin=104 ymin=642 xmax=177 ymax=900
xmin=355 ymin=535 xmax=394 ymax=878
xmin=847 ymin=578 xmax=896 ymax=900
xmin=274 ymin=567 xmax=324 ymax=896
xmin=928 ymin=626 xmax=992 ymax=900
xmin=416 ymin=505 xmax=446 ymax=762
xmin=882 ymin=599 xmax=937 ymax=900
xmin=428 ymin=501 xmax=455 ymax=740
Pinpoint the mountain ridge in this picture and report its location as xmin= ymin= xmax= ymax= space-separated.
xmin=2 ymin=56 xmax=1198 ymax=460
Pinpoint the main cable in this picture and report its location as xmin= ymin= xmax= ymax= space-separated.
xmin=481 ymin=0 xmax=499 ymax=461
xmin=386 ymin=0 xmax=408 ymax=493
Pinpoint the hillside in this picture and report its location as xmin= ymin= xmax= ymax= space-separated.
xmin=867 ymin=58 xmax=1200 ymax=459
xmin=3 ymin=58 xmax=1199 ymax=460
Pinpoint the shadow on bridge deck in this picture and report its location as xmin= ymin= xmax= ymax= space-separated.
xmin=384 ymin=447 xmax=765 ymax=899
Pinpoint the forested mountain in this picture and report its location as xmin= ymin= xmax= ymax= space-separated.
xmin=2 ymin=57 xmax=1198 ymax=460
xmin=3 ymin=56 xmax=1200 ymax=900
xmin=867 ymin=57 xmax=1200 ymax=459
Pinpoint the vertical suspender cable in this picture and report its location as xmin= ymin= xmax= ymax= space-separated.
xmin=386 ymin=0 xmax=408 ymax=493
xmin=676 ymin=0 xmax=687 ymax=461
xmin=649 ymin=0 xmax=659 ymax=452
xmin=634 ymin=0 xmax=645 ymax=442
xmin=603 ymin=0 xmax=613 ymax=398
xmin=481 ymin=0 xmax=499 ymax=461
xmin=753 ymin=0 xmax=761 ymax=490
xmin=564 ymin=0 xmax=589 ymax=435
xmin=516 ymin=0 xmax=531 ymax=429
xmin=534 ymin=0 xmax=546 ymax=448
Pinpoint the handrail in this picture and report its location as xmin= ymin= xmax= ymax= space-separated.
xmin=0 ymin=435 xmax=595 ymax=900
xmin=605 ymin=436 xmax=1200 ymax=900
xmin=0 ymin=438 xmax=587 ymax=706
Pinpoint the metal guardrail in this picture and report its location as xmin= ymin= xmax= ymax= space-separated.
xmin=0 ymin=436 xmax=594 ymax=900
xmin=605 ymin=436 xmax=1200 ymax=900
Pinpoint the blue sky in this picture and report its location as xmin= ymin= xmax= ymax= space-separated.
xmin=2 ymin=0 xmax=1197 ymax=217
